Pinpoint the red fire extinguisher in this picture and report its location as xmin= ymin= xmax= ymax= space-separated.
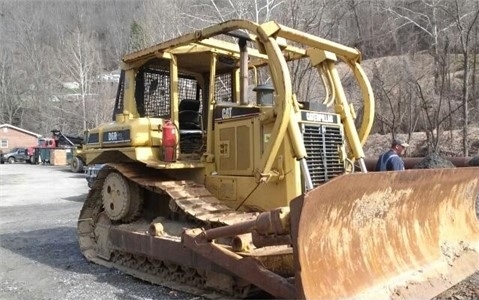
xmin=162 ymin=120 xmax=177 ymax=162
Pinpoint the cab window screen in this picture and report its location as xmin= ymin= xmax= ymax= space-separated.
xmin=137 ymin=66 xmax=201 ymax=117
xmin=137 ymin=66 xmax=171 ymax=117
xmin=215 ymin=72 xmax=232 ymax=103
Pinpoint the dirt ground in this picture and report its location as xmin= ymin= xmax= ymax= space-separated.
xmin=0 ymin=164 xmax=478 ymax=299
xmin=0 ymin=164 xmax=193 ymax=300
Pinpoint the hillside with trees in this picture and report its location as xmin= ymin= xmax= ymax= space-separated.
xmin=0 ymin=0 xmax=478 ymax=155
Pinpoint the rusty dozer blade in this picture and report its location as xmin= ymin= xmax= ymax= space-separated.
xmin=290 ymin=167 xmax=479 ymax=299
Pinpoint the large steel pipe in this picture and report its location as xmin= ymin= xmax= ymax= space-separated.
xmin=364 ymin=157 xmax=472 ymax=171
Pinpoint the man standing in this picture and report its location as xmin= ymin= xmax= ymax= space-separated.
xmin=375 ymin=139 xmax=409 ymax=171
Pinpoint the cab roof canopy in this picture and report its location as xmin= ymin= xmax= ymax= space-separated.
xmin=121 ymin=19 xmax=362 ymax=74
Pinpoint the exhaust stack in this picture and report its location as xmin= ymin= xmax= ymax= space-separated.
xmin=239 ymin=38 xmax=249 ymax=105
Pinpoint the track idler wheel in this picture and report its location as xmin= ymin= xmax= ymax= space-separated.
xmin=102 ymin=172 xmax=143 ymax=222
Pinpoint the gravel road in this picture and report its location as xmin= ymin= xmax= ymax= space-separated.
xmin=0 ymin=164 xmax=193 ymax=300
xmin=0 ymin=164 xmax=477 ymax=300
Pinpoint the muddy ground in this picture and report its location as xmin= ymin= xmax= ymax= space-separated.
xmin=0 ymin=163 xmax=478 ymax=299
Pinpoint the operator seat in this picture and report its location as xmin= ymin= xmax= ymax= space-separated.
xmin=178 ymin=99 xmax=203 ymax=154
xmin=179 ymin=99 xmax=201 ymax=130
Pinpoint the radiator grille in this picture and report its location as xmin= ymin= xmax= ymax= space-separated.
xmin=302 ymin=124 xmax=344 ymax=186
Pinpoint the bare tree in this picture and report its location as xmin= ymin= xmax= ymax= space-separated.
xmin=441 ymin=0 xmax=479 ymax=156
xmin=370 ymin=57 xmax=420 ymax=138
xmin=382 ymin=0 xmax=478 ymax=154
xmin=135 ymin=0 xmax=184 ymax=45
xmin=56 ymin=26 xmax=102 ymax=131
xmin=0 ymin=2 xmax=59 ymax=135
xmin=0 ymin=0 xmax=138 ymax=135
xmin=2 ymin=0 xmax=479 ymax=155
xmin=90 ymin=0 xmax=140 ymax=67
xmin=176 ymin=0 xmax=284 ymax=27
xmin=384 ymin=0 xmax=451 ymax=87
xmin=0 ymin=49 xmax=27 ymax=126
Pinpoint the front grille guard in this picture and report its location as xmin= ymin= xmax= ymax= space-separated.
xmin=301 ymin=123 xmax=345 ymax=188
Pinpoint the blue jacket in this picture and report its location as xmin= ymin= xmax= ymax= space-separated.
xmin=375 ymin=150 xmax=405 ymax=171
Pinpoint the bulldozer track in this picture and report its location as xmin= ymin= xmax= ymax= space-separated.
xmin=109 ymin=163 xmax=259 ymax=225
xmin=77 ymin=163 xmax=258 ymax=298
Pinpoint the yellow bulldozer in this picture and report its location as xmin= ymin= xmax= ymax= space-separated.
xmin=78 ymin=19 xmax=479 ymax=299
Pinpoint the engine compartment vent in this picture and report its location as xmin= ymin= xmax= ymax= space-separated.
xmin=302 ymin=124 xmax=345 ymax=186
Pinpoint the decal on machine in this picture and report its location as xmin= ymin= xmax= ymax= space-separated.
xmin=214 ymin=106 xmax=260 ymax=120
xmin=102 ymin=129 xmax=131 ymax=144
xmin=301 ymin=111 xmax=338 ymax=123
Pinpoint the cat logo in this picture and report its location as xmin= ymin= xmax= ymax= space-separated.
xmin=305 ymin=112 xmax=334 ymax=123
xmin=221 ymin=107 xmax=232 ymax=119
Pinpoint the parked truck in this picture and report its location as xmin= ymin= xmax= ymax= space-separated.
xmin=77 ymin=20 xmax=479 ymax=299
xmin=2 ymin=147 xmax=31 ymax=164
xmin=29 ymin=130 xmax=82 ymax=165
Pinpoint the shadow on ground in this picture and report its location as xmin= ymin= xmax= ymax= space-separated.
xmin=1 ymin=227 xmax=95 ymax=275
xmin=62 ymin=193 xmax=88 ymax=203
xmin=0 ymin=227 xmax=186 ymax=299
